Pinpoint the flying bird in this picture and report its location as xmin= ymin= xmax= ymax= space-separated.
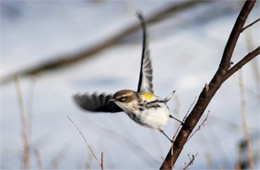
xmin=73 ymin=12 xmax=183 ymax=142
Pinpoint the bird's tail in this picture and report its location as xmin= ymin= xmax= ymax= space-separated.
xmin=163 ymin=90 xmax=176 ymax=103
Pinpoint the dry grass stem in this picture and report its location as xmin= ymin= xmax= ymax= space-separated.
xmin=173 ymin=96 xmax=181 ymax=129
xmin=50 ymin=143 xmax=69 ymax=169
xmin=66 ymin=115 xmax=102 ymax=167
xmin=14 ymin=74 xmax=30 ymax=170
xmin=205 ymin=152 xmax=212 ymax=170
xmin=85 ymin=153 xmax=93 ymax=170
xmin=198 ymin=131 xmax=224 ymax=169
xmin=207 ymin=124 xmax=231 ymax=166
xmin=238 ymin=71 xmax=255 ymax=169
xmin=101 ymin=152 xmax=104 ymax=170
xmin=26 ymin=77 xmax=36 ymax=143
xmin=235 ymin=143 xmax=243 ymax=170
xmin=250 ymin=60 xmax=260 ymax=100
xmin=245 ymin=29 xmax=260 ymax=102
xmin=34 ymin=149 xmax=43 ymax=170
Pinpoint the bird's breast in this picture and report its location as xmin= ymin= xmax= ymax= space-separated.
xmin=137 ymin=103 xmax=170 ymax=129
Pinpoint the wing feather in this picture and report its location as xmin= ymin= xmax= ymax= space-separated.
xmin=136 ymin=12 xmax=153 ymax=94
xmin=73 ymin=93 xmax=122 ymax=113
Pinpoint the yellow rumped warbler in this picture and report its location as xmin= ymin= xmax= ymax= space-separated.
xmin=73 ymin=12 xmax=183 ymax=142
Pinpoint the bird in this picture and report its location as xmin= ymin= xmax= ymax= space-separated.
xmin=73 ymin=12 xmax=183 ymax=142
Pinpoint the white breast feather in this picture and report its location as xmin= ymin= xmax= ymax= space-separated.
xmin=139 ymin=103 xmax=170 ymax=129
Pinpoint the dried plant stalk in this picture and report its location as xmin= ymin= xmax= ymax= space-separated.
xmin=66 ymin=115 xmax=102 ymax=168
xmin=238 ymin=71 xmax=255 ymax=169
xmin=14 ymin=74 xmax=30 ymax=170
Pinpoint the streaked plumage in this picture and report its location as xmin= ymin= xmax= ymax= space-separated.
xmin=74 ymin=93 xmax=122 ymax=112
xmin=137 ymin=12 xmax=153 ymax=94
xmin=73 ymin=12 xmax=182 ymax=142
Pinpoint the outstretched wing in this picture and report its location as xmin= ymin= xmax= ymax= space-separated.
xmin=73 ymin=93 xmax=122 ymax=113
xmin=136 ymin=12 xmax=153 ymax=94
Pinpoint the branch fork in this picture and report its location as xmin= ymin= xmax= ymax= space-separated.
xmin=160 ymin=0 xmax=259 ymax=169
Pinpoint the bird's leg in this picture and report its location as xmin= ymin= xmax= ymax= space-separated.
xmin=164 ymin=90 xmax=176 ymax=103
xmin=159 ymin=129 xmax=173 ymax=143
xmin=169 ymin=115 xmax=185 ymax=126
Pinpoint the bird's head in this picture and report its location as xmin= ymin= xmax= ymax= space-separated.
xmin=110 ymin=89 xmax=139 ymax=112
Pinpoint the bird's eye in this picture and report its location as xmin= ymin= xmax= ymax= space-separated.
xmin=119 ymin=97 xmax=127 ymax=102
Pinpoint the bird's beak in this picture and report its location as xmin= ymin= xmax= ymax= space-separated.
xmin=109 ymin=98 xmax=116 ymax=102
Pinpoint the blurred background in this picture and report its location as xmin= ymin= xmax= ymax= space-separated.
xmin=0 ymin=0 xmax=259 ymax=169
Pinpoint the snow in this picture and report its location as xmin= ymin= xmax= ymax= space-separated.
xmin=1 ymin=1 xmax=259 ymax=169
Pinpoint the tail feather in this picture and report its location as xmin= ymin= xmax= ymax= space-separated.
xmin=164 ymin=90 xmax=176 ymax=103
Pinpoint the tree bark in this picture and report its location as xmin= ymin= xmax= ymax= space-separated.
xmin=160 ymin=0 xmax=258 ymax=169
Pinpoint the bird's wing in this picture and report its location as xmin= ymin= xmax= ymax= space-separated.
xmin=136 ymin=12 xmax=153 ymax=94
xmin=73 ymin=93 xmax=122 ymax=113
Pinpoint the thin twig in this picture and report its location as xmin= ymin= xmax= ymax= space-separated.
xmin=241 ymin=18 xmax=260 ymax=32
xmin=223 ymin=46 xmax=260 ymax=81
xmin=170 ymin=96 xmax=199 ymax=155
xmin=66 ymin=115 xmax=101 ymax=167
xmin=184 ymin=96 xmax=198 ymax=120
xmin=14 ymin=74 xmax=30 ymax=170
xmin=183 ymin=153 xmax=198 ymax=170
xmin=238 ymin=71 xmax=255 ymax=169
xmin=172 ymin=97 xmax=198 ymax=142
xmin=188 ymin=111 xmax=209 ymax=141
xmin=101 ymin=152 xmax=104 ymax=170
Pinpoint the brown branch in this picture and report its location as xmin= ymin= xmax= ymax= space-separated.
xmin=217 ymin=0 xmax=255 ymax=73
xmin=160 ymin=0 xmax=257 ymax=169
xmin=223 ymin=46 xmax=260 ymax=81
xmin=0 ymin=1 xmax=211 ymax=85
xmin=241 ymin=18 xmax=260 ymax=32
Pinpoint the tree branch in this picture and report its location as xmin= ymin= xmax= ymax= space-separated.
xmin=223 ymin=46 xmax=260 ymax=81
xmin=241 ymin=18 xmax=260 ymax=32
xmin=217 ymin=0 xmax=256 ymax=73
xmin=0 ymin=0 xmax=209 ymax=85
xmin=160 ymin=0 xmax=257 ymax=169
xmin=183 ymin=153 xmax=198 ymax=170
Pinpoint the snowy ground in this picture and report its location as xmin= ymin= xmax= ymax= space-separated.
xmin=1 ymin=1 xmax=259 ymax=169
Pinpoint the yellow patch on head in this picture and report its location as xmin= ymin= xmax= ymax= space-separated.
xmin=141 ymin=93 xmax=155 ymax=100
